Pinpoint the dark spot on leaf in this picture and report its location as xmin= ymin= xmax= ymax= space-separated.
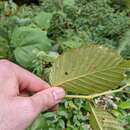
xmin=65 ymin=72 xmax=68 ymax=75
xmin=101 ymin=118 xmax=105 ymax=124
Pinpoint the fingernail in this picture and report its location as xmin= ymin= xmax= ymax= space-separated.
xmin=52 ymin=88 xmax=65 ymax=102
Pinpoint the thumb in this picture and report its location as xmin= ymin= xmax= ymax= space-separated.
xmin=29 ymin=87 xmax=65 ymax=113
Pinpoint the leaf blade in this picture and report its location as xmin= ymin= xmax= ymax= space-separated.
xmin=11 ymin=26 xmax=52 ymax=68
xmin=49 ymin=45 xmax=129 ymax=95
xmin=89 ymin=103 xmax=124 ymax=130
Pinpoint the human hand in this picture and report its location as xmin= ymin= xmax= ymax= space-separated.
xmin=0 ymin=60 xmax=65 ymax=130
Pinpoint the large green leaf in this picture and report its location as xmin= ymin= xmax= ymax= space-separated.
xmin=89 ymin=103 xmax=124 ymax=130
xmin=0 ymin=38 xmax=9 ymax=59
xmin=11 ymin=26 xmax=52 ymax=68
xmin=0 ymin=26 xmax=9 ymax=59
xmin=49 ymin=45 xmax=130 ymax=95
xmin=33 ymin=12 xmax=53 ymax=30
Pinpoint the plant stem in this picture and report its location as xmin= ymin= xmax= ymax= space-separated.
xmin=65 ymin=84 xmax=129 ymax=100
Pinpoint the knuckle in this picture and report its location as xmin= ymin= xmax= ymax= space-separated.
xmin=44 ymin=91 xmax=55 ymax=107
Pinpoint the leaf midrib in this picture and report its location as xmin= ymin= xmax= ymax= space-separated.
xmin=90 ymin=104 xmax=103 ymax=130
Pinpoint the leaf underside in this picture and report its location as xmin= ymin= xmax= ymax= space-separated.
xmin=49 ymin=45 xmax=130 ymax=95
xmin=89 ymin=103 xmax=124 ymax=130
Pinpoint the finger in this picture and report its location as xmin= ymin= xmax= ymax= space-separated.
xmin=29 ymin=87 xmax=65 ymax=113
xmin=10 ymin=61 xmax=50 ymax=92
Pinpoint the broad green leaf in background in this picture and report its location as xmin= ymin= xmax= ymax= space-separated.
xmin=33 ymin=12 xmax=53 ymax=30
xmin=11 ymin=26 xmax=52 ymax=68
xmin=14 ymin=46 xmax=38 ymax=68
xmin=49 ymin=45 xmax=130 ymax=95
xmin=0 ymin=26 xmax=9 ymax=59
xmin=0 ymin=39 xmax=9 ymax=59
xmin=89 ymin=103 xmax=124 ymax=130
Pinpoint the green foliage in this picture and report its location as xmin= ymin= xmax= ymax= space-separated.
xmin=0 ymin=26 xmax=9 ymax=58
xmin=28 ymin=99 xmax=89 ymax=130
xmin=11 ymin=27 xmax=52 ymax=68
xmin=45 ymin=0 xmax=129 ymax=52
xmin=124 ymin=0 xmax=130 ymax=8
xmin=119 ymin=30 xmax=130 ymax=59
xmin=63 ymin=0 xmax=75 ymax=6
xmin=33 ymin=12 xmax=53 ymax=30
xmin=119 ymin=99 xmax=130 ymax=109
xmin=89 ymin=103 xmax=124 ymax=130
xmin=32 ymin=51 xmax=59 ymax=77
xmin=111 ymin=92 xmax=130 ymax=130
